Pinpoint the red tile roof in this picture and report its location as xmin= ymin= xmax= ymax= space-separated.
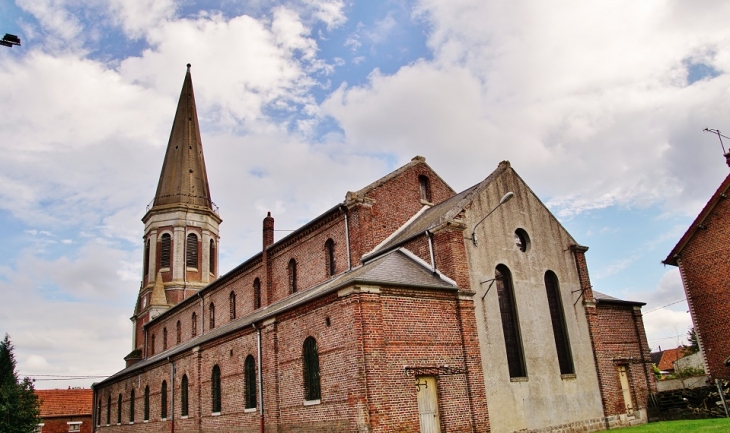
xmin=35 ymin=389 xmax=93 ymax=417
xmin=657 ymin=347 xmax=690 ymax=372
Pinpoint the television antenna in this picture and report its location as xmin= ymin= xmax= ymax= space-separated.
xmin=704 ymin=128 xmax=730 ymax=154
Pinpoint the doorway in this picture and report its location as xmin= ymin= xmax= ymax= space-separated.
xmin=416 ymin=376 xmax=441 ymax=433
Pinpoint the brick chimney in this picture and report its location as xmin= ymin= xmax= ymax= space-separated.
xmin=724 ymin=152 xmax=730 ymax=168
xmin=263 ymin=212 xmax=274 ymax=249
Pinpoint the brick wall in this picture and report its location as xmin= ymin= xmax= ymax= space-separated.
xmin=40 ymin=416 xmax=92 ymax=433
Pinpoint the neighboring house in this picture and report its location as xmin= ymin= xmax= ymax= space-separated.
xmin=92 ymin=66 xmax=654 ymax=433
xmin=664 ymin=160 xmax=730 ymax=380
xmin=35 ymin=388 xmax=93 ymax=433
xmin=675 ymin=351 xmax=705 ymax=373
xmin=656 ymin=347 xmax=690 ymax=376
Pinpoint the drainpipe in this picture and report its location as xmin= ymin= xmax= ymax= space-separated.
xmin=339 ymin=206 xmax=352 ymax=270
xmin=253 ymin=323 xmax=264 ymax=433
xmin=426 ymin=230 xmax=436 ymax=275
xmin=168 ymin=357 xmax=175 ymax=433
xmin=197 ymin=291 xmax=204 ymax=335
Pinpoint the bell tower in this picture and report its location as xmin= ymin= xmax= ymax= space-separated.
xmin=128 ymin=65 xmax=222 ymax=361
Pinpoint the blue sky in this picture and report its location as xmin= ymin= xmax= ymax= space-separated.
xmin=2 ymin=0 xmax=730 ymax=388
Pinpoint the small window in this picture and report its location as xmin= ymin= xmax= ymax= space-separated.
xmin=160 ymin=233 xmax=171 ymax=269
xmin=253 ymin=278 xmax=261 ymax=309
xmin=245 ymin=355 xmax=257 ymax=409
xmin=325 ymin=239 xmax=335 ymax=277
xmin=209 ymin=239 xmax=216 ymax=275
xmin=181 ymin=374 xmax=189 ymax=417
xmin=67 ymin=422 xmax=81 ymax=432
xmin=288 ymin=259 xmax=298 ymax=293
xmin=176 ymin=320 xmax=182 ymax=344
xmin=211 ymin=365 xmax=222 ymax=413
xmin=34 ymin=424 xmax=44 ymax=433
xmin=150 ymin=334 xmax=155 ymax=356
xmin=514 ymin=228 xmax=530 ymax=252
xmin=496 ymin=265 xmax=527 ymax=378
xmin=161 ymin=380 xmax=168 ymax=419
xmin=545 ymin=271 xmax=575 ymax=375
xmin=303 ymin=337 xmax=321 ymax=401
xmin=129 ymin=389 xmax=135 ymax=423
xmin=144 ymin=239 xmax=150 ymax=278
xmin=187 ymin=233 xmax=198 ymax=268
xmin=117 ymin=394 xmax=122 ymax=424
xmin=192 ymin=312 xmax=197 ymax=337
xmin=163 ymin=328 xmax=168 ymax=351
xmin=144 ymin=386 xmax=150 ymax=421
xmin=229 ymin=291 xmax=236 ymax=320
xmin=106 ymin=395 xmax=111 ymax=425
xmin=419 ymin=175 xmax=432 ymax=202
xmin=209 ymin=303 xmax=215 ymax=329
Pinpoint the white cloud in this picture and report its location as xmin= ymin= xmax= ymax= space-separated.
xmin=107 ymin=0 xmax=177 ymax=39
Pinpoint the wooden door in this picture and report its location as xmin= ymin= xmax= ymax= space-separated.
xmin=617 ymin=365 xmax=634 ymax=414
xmin=417 ymin=376 xmax=441 ymax=433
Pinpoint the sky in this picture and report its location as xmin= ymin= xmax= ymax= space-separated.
xmin=1 ymin=0 xmax=729 ymax=389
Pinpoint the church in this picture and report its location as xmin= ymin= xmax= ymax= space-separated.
xmin=91 ymin=66 xmax=655 ymax=433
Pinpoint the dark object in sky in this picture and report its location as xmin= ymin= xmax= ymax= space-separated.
xmin=1 ymin=33 xmax=21 ymax=47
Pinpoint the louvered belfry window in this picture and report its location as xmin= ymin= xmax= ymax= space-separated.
xmin=496 ymin=265 xmax=527 ymax=378
xmin=209 ymin=239 xmax=215 ymax=274
xmin=253 ymin=278 xmax=261 ymax=309
xmin=181 ymin=375 xmax=189 ymax=417
xmin=245 ymin=355 xmax=257 ymax=409
xmin=211 ymin=365 xmax=222 ymax=413
xmin=187 ymin=233 xmax=198 ymax=268
xmin=160 ymin=233 xmax=171 ymax=268
xmin=144 ymin=240 xmax=150 ymax=278
xmin=545 ymin=271 xmax=575 ymax=375
xmin=303 ymin=337 xmax=321 ymax=401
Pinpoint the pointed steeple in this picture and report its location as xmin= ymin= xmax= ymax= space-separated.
xmin=152 ymin=64 xmax=213 ymax=210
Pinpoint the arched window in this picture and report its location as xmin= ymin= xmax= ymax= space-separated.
xmin=143 ymin=386 xmax=149 ymax=421
xmin=211 ymin=365 xmax=221 ymax=413
xmin=418 ymin=175 xmax=432 ymax=202
xmin=144 ymin=239 xmax=150 ymax=278
xmin=192 ymin=312 xmax=197 ymax=337
xmin=106 ymin=395 xmax=111 ymax=425
xmin=244 ymin=355 xmax=257 ymax=409
xmin=163 ymin=328 xmax=168 ymax=351
xmin=160 ymin=233 xmax=171 ymax=269
xmin=161 ymin=380 xmax=168 ymax=419
xmin=181 ymin=374 xmax=189 ymax=417
xmin=150 ymin=334 xmax=155 ymax=356
xmin=187 ymin=233 xmax=198 ymax=268
xmin=209 ymin=302 xmax=215 ymax=329
xmin=229 ymin=291 xmax=236 ymax=320
xmin=496 ymin=265 xmax=526 ymax=378
xmin=545 ymin=271 xmax=575 ymax=375
xmin=129 ymin=389 xmax=135 ymax=423
xmin=209 ymin=239 xmax=216 ymax=275
xmin=325 ymin=239 xmax=335 ymax=277
xmin=117 ymin=394 xmax=122 ymax=424
xmin=253 ymin=278 xmax=261 ymax=309
xmin=288 ymin=259 xmax=297 ymax=293
xmin=97 ymin=399 xmax=101 ymax=426
xmin=303 ymin=337 xmax=321 ymax=401
xmin=176 ymin=320 xmax=182 ymax=344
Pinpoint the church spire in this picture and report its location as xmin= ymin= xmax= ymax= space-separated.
xmin=152 ymin=64 xmax=213 ymax=211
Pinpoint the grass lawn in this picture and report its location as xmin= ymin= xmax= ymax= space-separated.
xmin=612 ymin=418 xmax=730 ymax=432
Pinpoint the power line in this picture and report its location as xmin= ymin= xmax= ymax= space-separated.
xmin=643 ymin=298 xmax=687 ymax=314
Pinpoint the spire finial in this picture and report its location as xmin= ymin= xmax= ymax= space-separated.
xmin=186 ymin=63 xmax=191 ymax=72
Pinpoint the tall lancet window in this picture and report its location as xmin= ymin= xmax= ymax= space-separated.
xmin=419 ymin=175 xmax=432 ymax=202
xmin=288 ymin=259 xmax=298 ymax=293
xmin=545 ymin=271 xmax=575 ymax=375
xmin=209 ymin=302 xmax=215 ymax=329
xmin=496 ymin=264 xmax=526 ymax=378
xmin=144 ymin=239 xmax=150 ymax=278
xmin=192 ymin=312 xmax=197 ymax=337
xmin=253 ymin=278 xmax=261 ymax=309
xmin=229 ymin=291 xmax=236 ymax=320
xmin=187 ymin=233 xmax=198 ymax=268
xmin=325 ymin=239 xmax=335 ymax=277
xmin=160 ymin=233 xmax=171 ymax=269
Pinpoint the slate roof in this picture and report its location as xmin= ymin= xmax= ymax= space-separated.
xmin=97 ymin=249 xmax=456 ymax=386
xmin=664 ymin=172 xmax=730 ymax=266
xmin=36 ymin=389 xmax=93 ymax=417
xmin=593 ymin=290 xmax=646 ymax=307
xmin=151 ymin=65 xmax=214 ymax=211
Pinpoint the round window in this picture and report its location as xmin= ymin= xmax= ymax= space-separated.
xmin=514 ymin=228 xmax=530 ymax=252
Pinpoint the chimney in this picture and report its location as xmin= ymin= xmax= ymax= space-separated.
xmin=263 ymin=212 xmax=274 ymax=249
xmin=725 ymin=152 xmax=730 ymax=168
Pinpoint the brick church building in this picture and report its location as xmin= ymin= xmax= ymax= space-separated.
xmin=92 ymin=67 xmax=654 ymax=432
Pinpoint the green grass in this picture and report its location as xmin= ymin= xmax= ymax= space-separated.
xmin=612 ymin=418 xmax=730 ymax=432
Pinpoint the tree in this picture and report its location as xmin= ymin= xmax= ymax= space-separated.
xmin=686 ymin=327 xmax=700 ymax=354
xmin=0 ymin=334 xmax=40 ymax=433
